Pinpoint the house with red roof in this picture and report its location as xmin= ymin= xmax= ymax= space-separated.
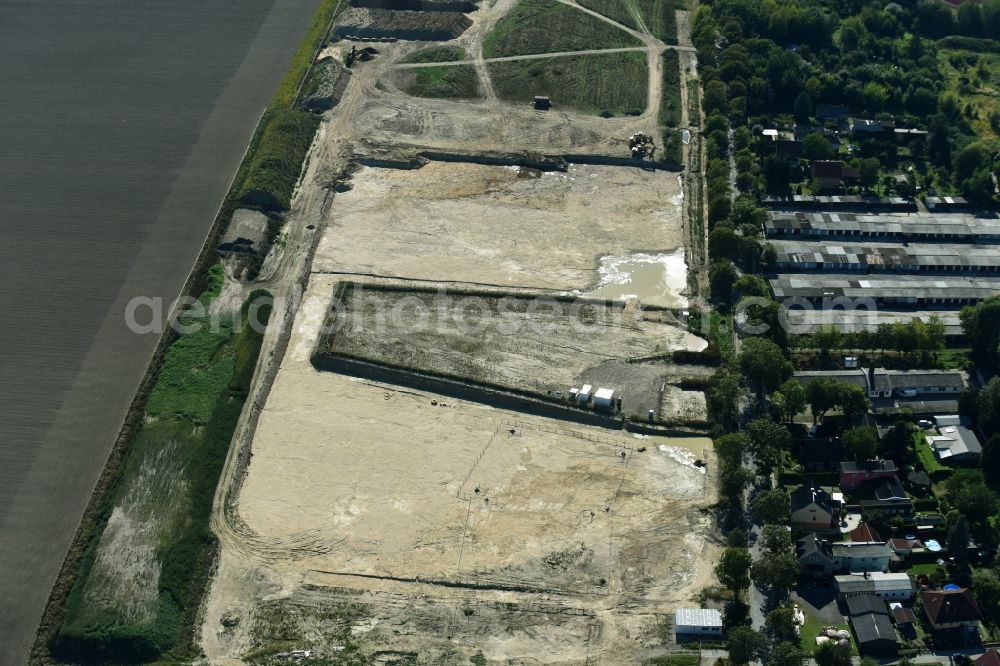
xmin=920 ymin=588 xmax=984 ymax=633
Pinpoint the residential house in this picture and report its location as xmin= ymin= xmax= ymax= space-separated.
xmin=889 ymin=538 xmax=924 ymax=557
xmin=797 ymin=533 xmax=835 ymax=578
xmin=859 ymin=478 xmax=913 ymax=518
xmin=851 ymin=119 xmax=896 ymax=135
xmin=830 ymin=542 xmax=892 ymax=573
xmin=811 ymin=160 xmax=859 ymax=189
xmin=794 ymin=124 xmax=841 ymax=144
xmin=905 ymin=469 xmax=932 ymax=494
xmin=799 ymin=437 xmax=844 ymax=471
xmin=846 ymin=594 xmax=898 ymax=653
xmin=849 ymin=522 xmax=883 ymax=543
xmin=791 ymin=484 xmax=837 ymax=531
xmin=926 ymin=416 xmax=982 ymax=462
xmin=839 ymin=460 xmax=898 ymax=490
xmin=674 ymin=608 xmax=723 ymax=637
xmin=920 ymin=588 xmax=983 ymax=633
xmin=975 ymin=650 xmax=1000 ymax=666
xmin=835 ymin=572 xmax=914 ymax=600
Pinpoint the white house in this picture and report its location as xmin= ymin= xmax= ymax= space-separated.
xmin=675 ymin=608 xmax=723 ymax=637
xmin=834 ymin=572 xmax=913 ymax=600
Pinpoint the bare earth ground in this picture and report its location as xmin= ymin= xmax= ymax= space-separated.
xmin=313 ymin=162 xmax=689 ymax=306
xmin=201 ymin=276 xmax=718 ymax=664
xmin=196 ymin=0 xmax=715 ymax=662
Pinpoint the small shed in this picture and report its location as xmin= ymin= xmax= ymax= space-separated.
xmin=675 ymin=608 xmax=723 ymax=637
xmin=578 ymin=384 xmax=592 ymax=404
xmin=533 ymin=96 xmax=551 ymax=110
xmin=593 ymin=388 xmax=615 ymax=410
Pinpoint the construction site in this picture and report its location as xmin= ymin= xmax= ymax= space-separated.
xmin=197 ymin=0 xmax=718 ymax=662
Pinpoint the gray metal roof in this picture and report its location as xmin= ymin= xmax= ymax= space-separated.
xmin=846 ymin=593 xmax=890 ymax=617
xmin=852 ymin=612 xmax=898 ymax=646
xmin=769 ymin=239 xmax=1000 ymax=273
xmin=794 ymin=369 xmax=964 ymax=393
xmin=765 ymin=211 xmax=1000 ymax=240
xmin=835 ymin=573 xmax=913 ymax=593
xmin=770 ymin=274 xmax=1000 ymax=303
xmin=675 ymin=608 xmax=722 ymax=628
xmin=782 ymin=309 xmax=963 ymax=336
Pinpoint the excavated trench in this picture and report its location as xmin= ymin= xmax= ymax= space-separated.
xmin=349 ymin=0 xmax=477 ymax=12
xmin=333 ymin=6 xmax=473 ymax=41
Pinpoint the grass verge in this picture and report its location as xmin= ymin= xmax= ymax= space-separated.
xmin=488 ymin=51 xmax=648 ymax=115
xmin=54 ymin=287 xmax=272 ymax=663
xmin=484 ymin=0 xmax=642 ymax=57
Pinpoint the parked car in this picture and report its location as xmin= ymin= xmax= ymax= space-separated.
xmin=917 ymin=419 xmax=933 ymax=429
xmin=897 ymin=388 xmax=918 ymax=398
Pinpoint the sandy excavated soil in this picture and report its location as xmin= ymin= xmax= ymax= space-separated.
xmin=201 ymin=276 xmax=718 ymax=664
xmin=316 ymin=284 xmax=696 ymax=407
xmin=197 ymin=2 xmax=711 ymax=662
xmin=314 ymin=162 xmax=689 ymax=307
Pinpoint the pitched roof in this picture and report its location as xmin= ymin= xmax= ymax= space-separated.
xmin=840 ymin=460 xmax=897 ymax=475
xmin=892 ymin=606 xmax=917 ymax=625
xmin=921 ymin=589 xmax=984 ymax=625
xmin=889 ymin=538 xmax=923 ymax=552
xmin=875 ymin=477 xmax=907 ymax=501
xmin=675 ymin=608 xmax=723 ymax=628
xmin=852 ymin=612 xmax=898 ymax=646
xmin=831 ymin=542 xmax=891 ymax=560
xmin=975 ymin=650 xmax=1000 ymax=666
xmin=850 ymin=523 xmax=883 ymax=543
xmin=847 ymin=593 xmax=889 ymax=617
xmin=797 ymin=532 xmax=829 ymax=559
xmin=812 ymin=160 xmax=845 ymax=179
xmin=835 ymin=572 xmax=912 ymax=594
xmin=791 ymin=484 xmax=833 ymax=513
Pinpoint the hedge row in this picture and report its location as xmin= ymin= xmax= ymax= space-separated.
xmin=236 ymin=108 xmax=320 ymax=211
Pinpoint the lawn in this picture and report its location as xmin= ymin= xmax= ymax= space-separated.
xmin=914 ymin=432 xmax=951 ymax=478
xmin=798 ymin=607 xmax=858 ymax=656
xmin=576 ymin=0 xmax=685 ymax=44
xmin=907 ymin=562 xmax=945 ymax=577
xmin=488 ymin=51 xmax=648 ymax=115
xmin=484 ymin=0 xmax=642 ymax=57
xmin=400 ymin=64 xmax=481 ymax=99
